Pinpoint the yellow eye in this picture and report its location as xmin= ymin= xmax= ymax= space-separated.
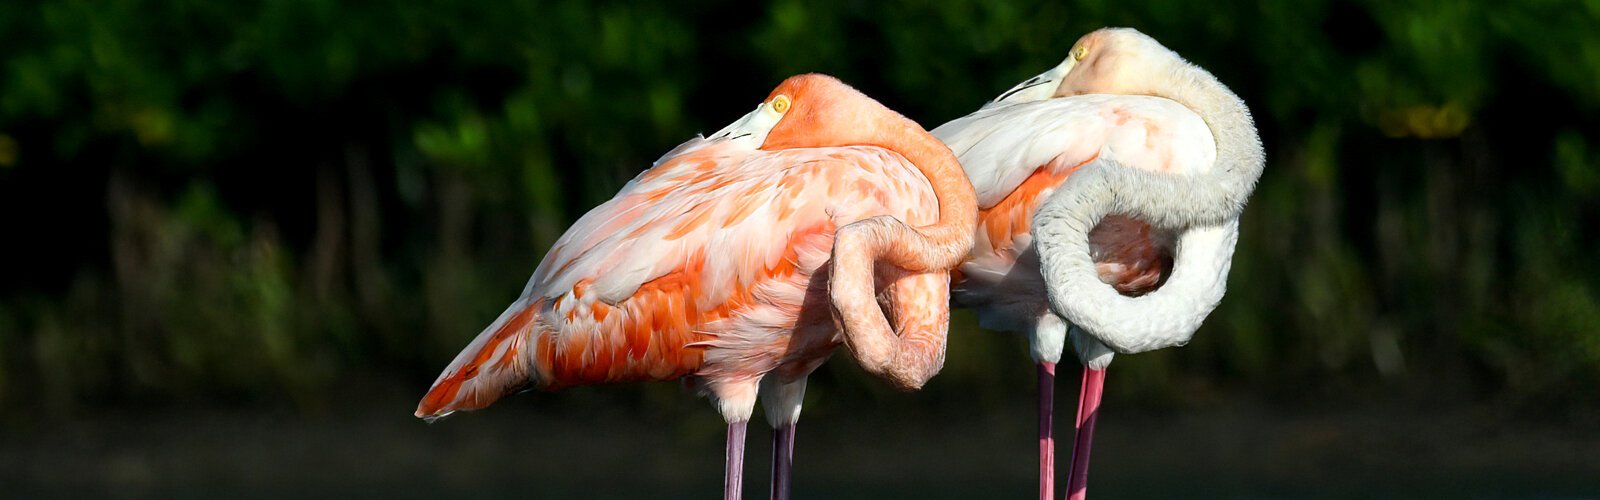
xmin=771 ymin=95 xmax=791 ymax=114
xmin=1072 ymin=46 xmax=1088 ymax=61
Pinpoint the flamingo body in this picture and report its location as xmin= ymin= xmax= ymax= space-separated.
xmin=416 ymin=143 xmax=939 ymax=421
xmin=935 ymin=94 xmax=1217 ymax=365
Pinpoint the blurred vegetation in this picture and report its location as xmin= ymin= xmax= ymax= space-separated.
xmin=0 ymin=0 xmax=1596 ymax=420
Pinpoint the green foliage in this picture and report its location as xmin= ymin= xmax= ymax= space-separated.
xmin=0 ymin=0 xmax=1596 ymax=416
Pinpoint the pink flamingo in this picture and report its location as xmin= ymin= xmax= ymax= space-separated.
xmin=932 ymin=28 xmax=1263 ymax=499
xmin=416 ymin=73 xmax=977 ymax=500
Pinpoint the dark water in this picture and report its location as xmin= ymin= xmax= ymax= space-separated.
xmin=5 ymin=382 xmax=1598 ymax=499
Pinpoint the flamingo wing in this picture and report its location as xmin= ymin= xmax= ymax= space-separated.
xmin=934 ymin=94 xmax=1217 ymax=209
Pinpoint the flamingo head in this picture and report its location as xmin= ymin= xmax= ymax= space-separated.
xmin=989 ymin=28 xmax=1186 ymax=106
xmin=760 ymin=73 xmax=922 ymax=151
xmin=707 ymin=73 xmax=919 ymax=153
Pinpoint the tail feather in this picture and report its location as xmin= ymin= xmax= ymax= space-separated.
xmin=415 ymin=298 xmax=542 ymax=421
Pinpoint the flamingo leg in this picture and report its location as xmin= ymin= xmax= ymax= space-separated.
xmin=726 ymin=420 xmax=748 ymax=500
xmin=1065 ymin=367 xmax=1105 ymax=500
xmin=769 ymin=422 xmax=796 ymax=500
xmin=1039 ymin=362 xmax=1057 ymax=500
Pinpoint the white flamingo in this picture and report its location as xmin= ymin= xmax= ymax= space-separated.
xmin=931 ymin=28 xmax=1264 ymax=499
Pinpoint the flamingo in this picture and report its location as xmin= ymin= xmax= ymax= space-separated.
xmin=415 ymin=73 xmax=977 ymax=500
xmin=931 ymin=28 xmax=1263 ymax=499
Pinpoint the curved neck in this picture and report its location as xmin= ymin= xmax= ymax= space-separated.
xmin=1036 ymin=211 xmax=1240 ymax=356
xmin=1098 ymin=63 xmax=1264 ymax=231
xmin=824 ymin=116 xmax=977 ymax=390
xmin=1163 ymin=65 xmax=1263 ymax=207
xmin=874 ymin=120 xmax=978 ymax=270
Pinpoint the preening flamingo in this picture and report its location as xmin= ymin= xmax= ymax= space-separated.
xmin=416 ymin=73 xmax=976 ymax=500
xmin=931 ymin=28 xmax=1263 ymax=499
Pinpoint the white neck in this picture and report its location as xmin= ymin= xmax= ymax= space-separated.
xmin=1031 ymin=59 xmax=1262 ymax=358
xmin=1038 ymin=216 xmax=1239 ymax=355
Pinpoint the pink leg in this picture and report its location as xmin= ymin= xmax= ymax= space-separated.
xmin=727 ymin=421 xmax=748 ymax=500
xmin=1038 ymin=362 xmax=1057 ymax=500
xmin=1066 ymin=368 xmax=1105 ymax=500
xmin=769 ymin=422 xmax=796 ymax=500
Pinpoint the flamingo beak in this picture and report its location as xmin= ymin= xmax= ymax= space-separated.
xmin=989 ymin=58 xmax=1075 ymax=106
xmin=708 ymin=101 xmax=785 ymax=148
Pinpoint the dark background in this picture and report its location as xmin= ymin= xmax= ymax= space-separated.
xmin=2 ymin=1 xmax=1597 ymax=497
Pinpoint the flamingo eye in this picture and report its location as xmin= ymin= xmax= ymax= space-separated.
xmin=1072 ymin=46 xmax=1088 ymax=61
xmin=771 ymin=95 xmax=791 ymax=114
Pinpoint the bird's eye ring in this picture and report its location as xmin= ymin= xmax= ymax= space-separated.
xmin=1072 ymin=46 xmax=1088 ymax=61
xmin=771 ymin=95 xmax=791 ymax=114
